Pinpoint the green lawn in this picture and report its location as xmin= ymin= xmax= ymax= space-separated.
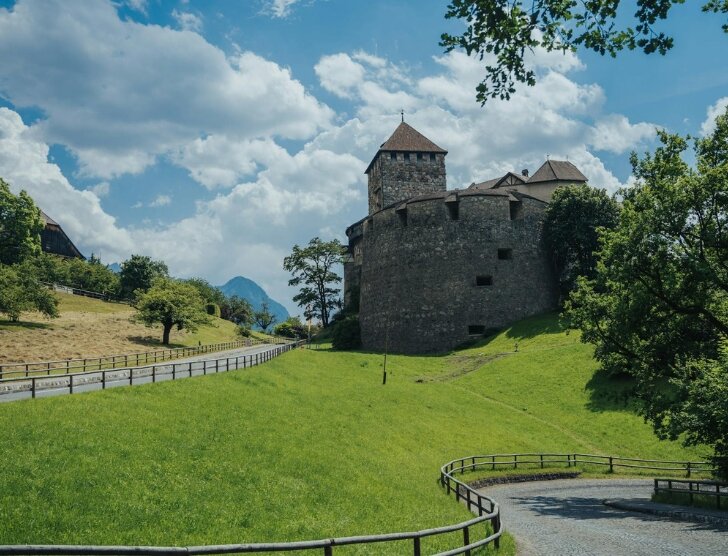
xmin=0 ymin=312 xmax=704 ymax=554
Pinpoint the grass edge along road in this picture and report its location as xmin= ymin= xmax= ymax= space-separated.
xmin=0 ymin=312 xmax=706 ymax=555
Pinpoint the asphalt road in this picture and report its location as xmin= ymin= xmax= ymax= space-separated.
xmin=0 ymin=343 xmax=284 ymax=402
xmin=477 ymin=479 xmax=728 ymax=556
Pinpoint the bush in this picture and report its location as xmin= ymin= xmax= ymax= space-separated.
xmin=331 ymin=315 xmax=361 ymax=350
xmin=274 ymin=317 xmax=306 ymax=338
xmin=205 ymin=303 xmax=221 ymax=317
xmin=237 ymin=325 xmax=252 ymax=338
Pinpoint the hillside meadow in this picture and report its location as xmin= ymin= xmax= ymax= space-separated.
xmin=0 ymin=313 xmax=705 ymax=554
xmin=0 ymin=293 xmax=242 ymax=363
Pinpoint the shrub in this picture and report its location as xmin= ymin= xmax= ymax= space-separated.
xmin=205 ymin=303 xmax=221 ymax=317
xmin=331 ymin=315 xmax=361 ymax=350
xmin=274 ymin=317 xmax=306 ymax=338
xmin=237 ymin=325 xmax=252 ymax=338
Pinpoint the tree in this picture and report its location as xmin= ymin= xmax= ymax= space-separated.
xmin=253 ymin=301 xmax=276 ymax=333
xmin=183 ymin=278 xmax=226 ymax=306
xmin=119 ymin=254 xmax=168 ymax=300
xmin=543 ymin=184 xmax=620 ymax=297
xmin=133 ymin=278 xmax=211 ymax=345
xmin=566 ymin=107 xmax=728 ymax=476
xmin=221 ymin=294 xmax=253 ymax=326
xmin=283 ymin=237 xmax=345 ymax=328
xmin=0 ymin=178 xmax=44 ymax=266
xmin=441 ymin=1 xmax=728 ymax=104
xmin=273 ymin=316 xmax=306 ymax=338
xmin=0 ymin=262 xmax=58 ymax=322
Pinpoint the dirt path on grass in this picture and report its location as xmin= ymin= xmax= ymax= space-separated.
xmin=477 ymin=479 xmax=728 ymax=555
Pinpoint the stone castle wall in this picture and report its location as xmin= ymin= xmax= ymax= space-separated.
xmin=348 ymin=191 xmax=558 ymax=354
xmin=367 ymin=152 xmax=446 ymax=214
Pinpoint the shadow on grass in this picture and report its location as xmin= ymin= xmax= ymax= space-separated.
xmin=0 ymin=320 xmax=53 ymax=331
xmin=585 ymin=368 xmax=638 ymax=413
xmin=125 ymin=335 xmax=186 ymax=350
xmin=504 ymin=311 xmax=564 ymax=340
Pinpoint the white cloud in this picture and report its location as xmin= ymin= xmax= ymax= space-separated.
xmin=700 ymin=97 xmax=728 ymax=136
xmin=315 ymin=54 xmax=366 ymax=98
xmin=171 ymin=9 xmax=202 ymax=32
xmin=266 ymin=0 xmax=302 ymax=18
xmin=0 ymin=0 xmax=332 ymax=178
xmin=588 ymin=114 xmax=656 ymax=154
xmin=125 ymin=0 xmax=147 ymax=15
xmin=149 ymin=194 xmax=172 ymax=207
xmin=88 ymin=181 xmax=110 ymax=198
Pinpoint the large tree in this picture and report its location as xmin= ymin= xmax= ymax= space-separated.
xmin=543 ymin=184 xmax=620 ymax=297
xmin=566 ymin=107 xmax=728 ymax=476
xmin=253 ymin=301 xmax=276 ymax=333
xmin=441 ymin=1 xmax=728 ymax=103
xmin=0 ymin=262 xmax=58 ymax=322
xmin=133 ymin=278 xmax=210 ymax=345
xmin=0 ymin=178 xmax=44 ymax=266
xmin=222 ymin=294 xmax=254 ymax=326
xmin=283 ymin=237 xmax=344 ymax=328
xmin=119 ymin=254 xmax=168 ymax=300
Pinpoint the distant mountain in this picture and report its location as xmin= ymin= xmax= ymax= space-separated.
xmin=218 ymin=276 xmax=289 ymax=325
xmin=107 ymin=262 xmax=122 ymax=273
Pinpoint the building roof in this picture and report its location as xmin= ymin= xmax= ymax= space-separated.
xmin=40 ymin=210 xmax=58 ymax=226
xmin=365 ymin=122 xmax=447 ymax=173
xmin=528 ymin=160 xmax=587 ymax=184
xmin=39 ymin=210 xmax=85 ymax=259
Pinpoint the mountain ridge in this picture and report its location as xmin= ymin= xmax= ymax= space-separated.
xmin=218 ymin=276 xmax=289 ymax=325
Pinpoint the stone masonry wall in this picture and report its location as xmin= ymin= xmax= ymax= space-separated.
xmin=356 ymin=192 xmax=558 ymax=353
xmin=367 ymin=152 xmax=446 ymax=215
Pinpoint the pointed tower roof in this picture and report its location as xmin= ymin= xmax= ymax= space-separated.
xmin=366 ymin=122 xmax=447 ymax=173
xmin=528 ymin=160 xmax=587 ymax=184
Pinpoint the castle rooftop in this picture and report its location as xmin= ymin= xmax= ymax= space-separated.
xmin=527 ymin=160 xmax=587 ymax=183
xmin=365 ymin=122 xmax=447 ymax=174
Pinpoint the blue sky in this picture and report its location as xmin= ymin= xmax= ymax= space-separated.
xmin=0 ymin=0 xmax=726 ymax=314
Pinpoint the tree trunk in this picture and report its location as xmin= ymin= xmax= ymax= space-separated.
xmin=162 ymin=322 xmax=173 ymax=345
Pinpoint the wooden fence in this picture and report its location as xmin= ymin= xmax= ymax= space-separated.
xmin=654 ymin=478 xmax=727 ymax=509
xmin=0 ymin=338 xmax=291 ymax=380
xmin=0 ymin=452 xmax=717 ymax=555
xmin=0 ymin=341 xmax=304 ymax=401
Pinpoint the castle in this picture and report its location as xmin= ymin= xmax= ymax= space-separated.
xmin=343 ymin=121 xmax=588 ymax=354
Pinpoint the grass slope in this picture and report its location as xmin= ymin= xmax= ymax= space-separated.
xmin=0 ymin=313 xmax=703 ymax=554
xmin=0 ymin=293 xmax=241 ymax=363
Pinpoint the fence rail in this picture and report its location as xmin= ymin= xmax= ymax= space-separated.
xmin=654 ymin=478 xmax=727 ymax=509
xmin=0 ymin=337 xmax=292 ymax=380
xmin=0 ymin=452 xmax=717 ymax=555
xmin=441 ymin=452 xmax=714 ymax=478
xmin=0 ymin=341 xmax=305 ymax=401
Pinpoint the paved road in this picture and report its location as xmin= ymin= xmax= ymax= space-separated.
xmin=0 ymin=343 xmax=286 ymax=402
xmin=476 ymin=479 xmax=728 ymax=555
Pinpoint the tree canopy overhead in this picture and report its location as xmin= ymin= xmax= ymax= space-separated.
xmin=0 ymin=178 xmax=44 ymax=266
xmin=441 ymin=1 xmax=728 ymax=103
xmin=567 ymin=107 xmax=728 ymax=476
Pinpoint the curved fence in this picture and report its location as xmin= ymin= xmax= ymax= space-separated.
xmin=0 ymin=337 xmax=293 ymax=380
xmin=0 ymin=341 xmax=304 ymax=401
xmin=0 ymin=450 xmax=714 ymax=554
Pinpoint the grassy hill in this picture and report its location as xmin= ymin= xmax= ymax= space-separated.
xmin=0 ymin=312 xmax=705 ymax=554
xmin=0 ymin=293 xmax=241 ymax=363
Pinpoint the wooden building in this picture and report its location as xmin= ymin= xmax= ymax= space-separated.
xmin=40 ymin=211 xmax=85 ymax=259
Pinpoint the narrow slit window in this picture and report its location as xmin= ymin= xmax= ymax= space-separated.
xmin=468 ymin=325 xmax=486 ymax=335
xmin=430 ymin=153 xmax=436 ymax=161
xmin=404 ymin=152 xmax=410 ymax=161
xmin=390 ymin=152 xmax=397 ymax=160
xmin=509 ymin=200 xmax=523 ymax=220
xmin=417 ymin=153 xmax=423 ymax=162
xmin=447 ymin=202 xmax=459 ymax=221
xmin=397 ymin=210 xmax=407 ymax=227
xmin=476 ymin=275 xmax=493 ymax=286
xmin=498 ymin=248 xmax=513 ymax=260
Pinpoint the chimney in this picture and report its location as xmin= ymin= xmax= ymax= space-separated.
xmin=521 ymin=169 xmax=529 ymax=177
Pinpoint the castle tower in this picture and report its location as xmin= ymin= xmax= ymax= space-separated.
xmin=364 ymin=122 xmax=447 ymax=215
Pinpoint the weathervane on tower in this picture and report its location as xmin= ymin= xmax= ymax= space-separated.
xmin=400 ymin=109 xmax=404 ymax=123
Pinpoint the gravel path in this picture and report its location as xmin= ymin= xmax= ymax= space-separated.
xmin=477 ymin=479 xmax=728 ymax=555
xmin=0 ymin=343 xmax=287 ymax=402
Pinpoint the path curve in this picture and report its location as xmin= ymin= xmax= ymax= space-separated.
xmin=476 ymin=478 xmax=727 ymax=555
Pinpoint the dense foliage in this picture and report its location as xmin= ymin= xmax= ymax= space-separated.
xmin=31 ymin=253 xmax=120 ymax=297
xmin=220 ymin=295 xmax=253 ymax=326
xmin=283 ymin=237 xmax=344 ymax=328
xmin=441 ymin=1 xmax=728 ymax=103
xmin=253 ymin=301 xmax=276 ymax=333
xmin=133 ymin=278 xmax=211 ymax=345
xmin=543 ymin=184 xmax=620 ymax=297
xmin=331 ymin=314 xmax=361 ymax=350
xmin=273 ymin=316 xmax=306 ymax=339
xmin=119 ymin=255 xmax=169 ymax=300
xmin=0 ymin=261 xmax=58 ymax=322
xmin=567 ymin=108 xmax=728 ymax=476
xmin=0 ymin=178 xmax=44 ymax=266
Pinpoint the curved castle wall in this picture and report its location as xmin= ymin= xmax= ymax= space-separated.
xmin=350 ymin=190 xmax=558 ymax=354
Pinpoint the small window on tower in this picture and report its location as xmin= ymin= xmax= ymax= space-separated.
xmin=404 ymin=153 xmax=410 ymax=161
xmin=430 ymin=153 xmax=436 ymax=161
xmin=476 ymin=275 xmax=493 ymax=286
xmin=390 ymin=152 xmax=397 ymax=160
xmin=498 ymin=248 xmax=513 ymax=260
xmin=417 ymin=153 xmax=423 ymax=162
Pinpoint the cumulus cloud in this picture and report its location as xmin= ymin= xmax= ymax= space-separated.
xmin=149 ymin=194 xmax=172 ymax=207
xmin=265 ymin=0 xmax=303 ymax=18
xmin=0 ymin=0 xmax=332 ymax=178
xmin=87 ymin=181 xmax=111 ymax=198
xmin=588 ymin=114 xmax=656 ymax=154
xmin=700 ymin=97 xmax=728 ymax=136
xmin=171 ymin=9 xmax=202 ymax=32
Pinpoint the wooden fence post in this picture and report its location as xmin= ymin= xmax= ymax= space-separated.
xmin=463 ymin=526 xmax=470 ymax=556
xmin=413 ymin=537 xmax=421 ymax=556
